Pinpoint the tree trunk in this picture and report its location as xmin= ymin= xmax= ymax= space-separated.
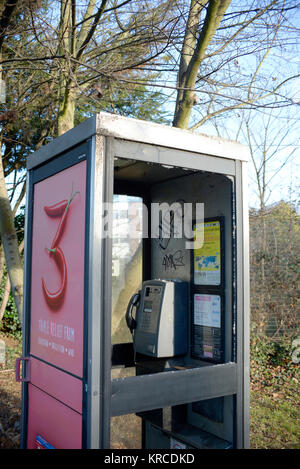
xmin=173 ymin=0 xmax=232 ymax=129
xmin=174 ymin=0 xmax=207 ymax=121
xmin=0 ymin=245 xmax=5 ymax=285
xmin=0 ymin=157 xmax=23 ymax=324
xmin=0 ymin=273 xmax=10 ymax=322
xmin=0 ymin=238 xmax=24 ymax=322
xmin=57 ymin=83 xmax=76 ymax=136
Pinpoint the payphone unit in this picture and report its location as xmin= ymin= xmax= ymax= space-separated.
xmin=126 ymin=279 xmax=188 ymax=358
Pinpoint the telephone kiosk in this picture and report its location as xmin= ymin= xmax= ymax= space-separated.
xmin=19 ymin=113 xmax=249 ymax=449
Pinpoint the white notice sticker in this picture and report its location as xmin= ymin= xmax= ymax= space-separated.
xmin=194 ymin=294 xmax=221 ymax=328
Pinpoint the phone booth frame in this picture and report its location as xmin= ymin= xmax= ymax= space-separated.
xmin=20 ymin=112 xmax=250 ymax=449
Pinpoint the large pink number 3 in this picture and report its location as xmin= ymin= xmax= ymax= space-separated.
xmin=41 ymin=188 xmax=79 ymax=310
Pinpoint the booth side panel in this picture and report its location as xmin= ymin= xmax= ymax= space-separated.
xmin=21 ymin=140 xmax=92 ymax=449
xmin=86 ymin=135 xmax=113 ymax=448
xmin=242 ymin=160 xmax=250 ymax=448
xmin=20 ymin=172 xmax=33 ymax=449
xmin=235 ymin=159 xmax=250 ymax=448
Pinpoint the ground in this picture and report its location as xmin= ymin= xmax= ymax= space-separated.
xmin=0 ymin=333 xmax=22 ymax=449
xmin=249 ymin=339 xmax=300 ymax=449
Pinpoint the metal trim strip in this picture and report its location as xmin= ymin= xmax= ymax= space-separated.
xmin=111 ymin=362 xmax=237 ymax=417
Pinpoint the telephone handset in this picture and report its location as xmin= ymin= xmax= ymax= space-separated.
xmin=126 ymin=279 xmax=188 ymax=358
xmin=126 ymin=292 xmax=140 ymax=333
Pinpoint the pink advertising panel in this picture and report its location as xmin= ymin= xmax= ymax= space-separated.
xmin=27 ymin=384 xmax=82 ymax=449
xmin=30 ymin=160 xmax=87 ymax=377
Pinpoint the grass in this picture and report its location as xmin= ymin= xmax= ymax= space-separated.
xmin=250 ymin=391 xmax=300 ymax=449
xmin=249 ymin=335 xmax=300 ymax=449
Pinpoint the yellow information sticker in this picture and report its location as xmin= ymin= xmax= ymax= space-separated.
xmin=193 ymin=220 xmax=221 ymax=285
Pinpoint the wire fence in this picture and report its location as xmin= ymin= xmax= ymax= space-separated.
xmin=249 ymin=201 xmax=300 ymax=342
